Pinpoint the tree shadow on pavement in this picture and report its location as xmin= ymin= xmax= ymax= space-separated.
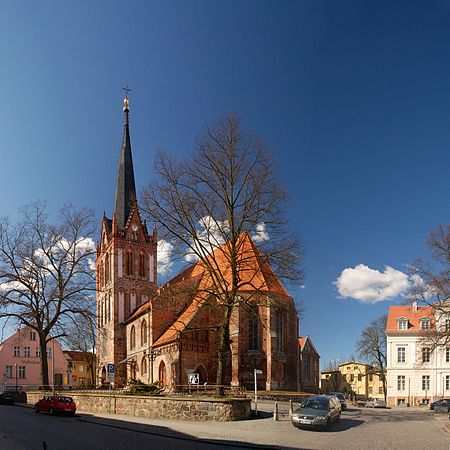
xmin=76 ymin=413 xmax=312 ymax=450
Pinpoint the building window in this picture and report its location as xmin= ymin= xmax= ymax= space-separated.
xmin=30 ymin=331 xmax=36 ymax=341
xmin=422 ymin=348 xmax=431 ymax=363
xmin=5 ymin=366 xmax=12 ymax=378
xmin=369 ymin=387 xmax=373 ymax=394
xmin=446 ymin=348 xmax=450 ymax=363
xmin=79 ymin=365 xmax=84 ymax=372
xmin=47 ymin=348 xmax=52 ymax=358
xmin=446 ymin=319 xmax=450 ymax=331
xmin=13 ymin=346 xmax=20 ymax=357
xmin=358 ymin=374 xmax=362 ymax=381
xmin=421 ymin=319 xmax=431 ymax=330
xmin=142 ymin=356 xmax=147 ymax=374
xmin=379 ymin=387 xmax=383 ymax=394
xmin=446 ymin=375 xmax=450 ymax=391
xmin=422 ymin=375 xmax=430 ymax=391
xmin=369 ymin=374 xmax=373 ymax=382
xmin=130 ymin=326 xmax=136 ymax=350
xmin=249 ymin=306 xmax=260 ymax=351
xmin=305 ymin=355 xmax=311 ymax=379
xmin=36 ymin=347 xmax=41 ymax=358
xmin=397 ymin=375 xmax=405 ymax=391
xmin=398 ymin=320 xmax=408 ymax=330
xmin=105 ymin=253 xmax=110 ymax=284
xmin=126 ymin=251 xmax=134 ymax=276
xmin=24 ymin=346 xmax=30 ymax=358
xmin=397 ymin=347 xmax=406 ymax=363
xmin=18 ymin=366 xmax=25 ymax=379
xmin=139 ymin=254 xmax=145 ymax=278
xmin=274 ymin=309 xmax=284 ymax=352
xmin=350 ymin=374 xmax=354 ymax=382
xmin=141 ymin=320 xmax=148 ymax=346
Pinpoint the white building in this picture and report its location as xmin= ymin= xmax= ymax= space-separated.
xmin=386 ymin=302 xmax=450 ymax=407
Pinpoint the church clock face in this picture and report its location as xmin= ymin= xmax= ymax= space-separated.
xmin=131 ymin=224 xmax=138 ymax=231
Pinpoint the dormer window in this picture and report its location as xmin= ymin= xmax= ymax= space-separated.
xmin=420 ymin=319 xmax=431 ymax=330
xmin=398 ymin=319 xmax=408 ymax=330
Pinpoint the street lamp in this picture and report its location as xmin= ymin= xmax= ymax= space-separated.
xmin=145 ymin=347 xmax=157 ymax=384
xmin=254 ymin=369 xmax=263 ymax=417
xmin=14 ymin=363 xmax=17 ymax=391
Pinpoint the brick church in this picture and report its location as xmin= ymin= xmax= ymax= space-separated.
xmin=96 ymin=97 xmax=300 ymax=391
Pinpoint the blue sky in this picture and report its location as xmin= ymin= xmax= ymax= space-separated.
xmin=1 ymin=0 xmax=449 ymax=367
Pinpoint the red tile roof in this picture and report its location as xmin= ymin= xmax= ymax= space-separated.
xmin=153 ymin=233 xmax=292 ymax=347
xmin=386 ymin=305 xmax=434 ymax=332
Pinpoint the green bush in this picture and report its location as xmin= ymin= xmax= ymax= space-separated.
xmin=125 ymin=380 xmax=161 ymax=396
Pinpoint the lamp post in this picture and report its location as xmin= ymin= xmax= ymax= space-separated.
xmin=14 ymin=363 xmax=17 ymax=391
xmin=254 ymin=369 xmax=263 ymax=417
xmin=52 ymin=337 xmax=55 ymax=395
xmin=147 ymin=348 xmax=157 ymax=384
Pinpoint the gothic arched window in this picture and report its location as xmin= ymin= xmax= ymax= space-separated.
xmin=141 ymin=319 xmax=147 ymax=346
xmin=126 ymin=251 xmax=134 ymax=276
xmin=141 ymin=356 xmax=147 ymax=374
xmin=275 ymin=309 xmax=285 ymax=352
xmin=105 ymin=253 xmax=110 ymax=284
xmin=130 ymin=325 xmax=136 ymax=350
xmin=139 ymin=254 xmax=145 ymax=278
xmin=249 ymin=306 xmax=260 ymax=351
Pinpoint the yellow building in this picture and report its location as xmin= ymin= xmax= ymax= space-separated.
xmin=64 ymin=351 xmax=95 ymax=387
xmin=321 ymin=361 xmax=385 ymax=400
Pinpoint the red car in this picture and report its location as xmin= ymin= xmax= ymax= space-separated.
xmin=34 ymin=395 xmax=76 ymax=416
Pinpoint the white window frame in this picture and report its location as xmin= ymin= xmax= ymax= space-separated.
xmin=397 ymin=347 xmax=406 ymax=363
xmin=422 ymin=375 xmax=430 ymax=391
xmin=422 ymin=347 xmax=431 ymax=363
xmin=398 ymin=320 xmax=408 ymax=330
xmin=446 ymin=375 xmax=450 ymax=391
xmin=420 ymin=319 xmax=431 ymax=330
xmin=397 ymin=375 xmax=405 ymax=391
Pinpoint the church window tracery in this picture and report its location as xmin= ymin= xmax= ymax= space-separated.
xmin=130 ymin=326 xmax=136 ymax=350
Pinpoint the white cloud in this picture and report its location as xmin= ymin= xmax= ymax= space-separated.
xmin=335 ymin=264 xmax=413 ymax=304
xmin=157 ymin=240 xmax=174 ymax=275
xmin=251 ymin=222 xmax=269 ymax=243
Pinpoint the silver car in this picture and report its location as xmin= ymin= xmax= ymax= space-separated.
xmin=291 ymin=395 xmax=341 ymax=430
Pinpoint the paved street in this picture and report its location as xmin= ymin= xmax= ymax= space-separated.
xmin=1 ymin=402 xmax=450 ymax=450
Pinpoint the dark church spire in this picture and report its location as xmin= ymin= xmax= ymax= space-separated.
xmin=113 ymin=89 xmax=137 ymax=229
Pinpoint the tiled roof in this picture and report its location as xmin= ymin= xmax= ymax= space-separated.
xmin=386 ymin=305 xmax=434 ymax=332
xmin=298 ymin=336 xmax=320 ymax=356
xmin=152 ymin=233 xmax=292 ymax=347
xmin=63 ymin=350 xmax=93 ymax=361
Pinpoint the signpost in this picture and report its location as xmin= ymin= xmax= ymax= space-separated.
xmin=107 ymin=363 xmax=115 ymax=383
xmin=107 ymin=364 xmax=115 ymax=413
xmin=254 ymin=369 xmax=263 ymax=417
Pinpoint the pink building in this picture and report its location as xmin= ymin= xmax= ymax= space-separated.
xmin=0 ymin=327 xmax=68 ymax=389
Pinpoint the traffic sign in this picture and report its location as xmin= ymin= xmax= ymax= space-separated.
xmin=107 ymin=363 xmax=115 ymax=382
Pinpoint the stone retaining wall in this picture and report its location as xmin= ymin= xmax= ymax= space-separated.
xmin=26 ymin=392 xmax=251 ymax=421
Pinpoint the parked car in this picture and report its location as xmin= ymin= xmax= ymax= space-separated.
xmin=291 ymin=395 xmax=341 ymax=430
xmin=329 ymin=392 xmax=347 ymax=410
xmin=34 ymin=395 xmax=76 ymax=416
xmin=0 ymin=392 xmax=15 ymax=405
xmin=430 ymin=399 xmax=450 ymax=411
xmin=365 ymin=398 xmax=386 ymax=408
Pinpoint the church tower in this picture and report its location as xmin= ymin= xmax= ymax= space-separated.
xmin=96 ymin=94 xmax=157 ymax=386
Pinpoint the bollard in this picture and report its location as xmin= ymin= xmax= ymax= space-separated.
xmin=289 ymin=399 xmax=293 ymax=417
xmin=274 ymin=401 xmax=278 ymax=421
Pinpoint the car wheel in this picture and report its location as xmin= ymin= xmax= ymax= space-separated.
xmin=336 ymin=413 xmax=341 ymax=423
xmin=34 ymin=406 xmax=39 ymax=413
xmin=49 ymin=407 xmax=55 ymax=416
xmin=324 ymin=418 xmax=331 ymax=430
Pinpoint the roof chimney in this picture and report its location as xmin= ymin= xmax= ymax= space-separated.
xmin=412 ymin=300 xmax=418 ymax=312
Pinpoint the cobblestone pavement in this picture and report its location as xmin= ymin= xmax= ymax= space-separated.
xmin=76 ymin=402 xmax=450 ymax=450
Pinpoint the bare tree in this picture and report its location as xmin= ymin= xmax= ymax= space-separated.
xmin=408 ymin=224 xmax=450 ymax=349
xmin=357 ymin=314 xmax=388 ymax=401
xmin=64 ymin=314 xmax=97 ymax=386
xmin=0 ymin=202 xmax=96 ymax=387
xmin=141 ymin=114 xmax=303 ymax=394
